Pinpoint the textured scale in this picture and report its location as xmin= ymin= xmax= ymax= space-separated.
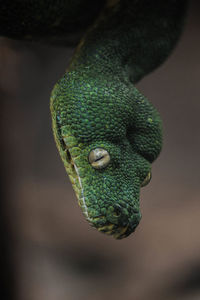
xmin=0 ymin=0 xmax=187 ymax=238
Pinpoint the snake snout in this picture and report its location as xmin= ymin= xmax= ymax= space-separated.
xmin=94 ymin=203 xmax=141 ymax=239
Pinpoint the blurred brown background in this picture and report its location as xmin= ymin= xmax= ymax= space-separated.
xmin=0 ymin=1 xmax=200 ymax=299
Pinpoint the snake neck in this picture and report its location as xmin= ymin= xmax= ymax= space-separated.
xmin=69 ymin=0 xmax=187 ymax=83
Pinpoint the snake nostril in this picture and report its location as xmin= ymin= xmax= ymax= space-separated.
xmin=113 ymin=204 xmax=122 ymax=216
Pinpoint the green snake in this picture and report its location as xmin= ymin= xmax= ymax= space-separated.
xmin=1 ymin=0 xmax=187 ymax=239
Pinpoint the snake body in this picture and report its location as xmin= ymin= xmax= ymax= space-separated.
xmin=1 ymin=0 xmax=187 ymax=238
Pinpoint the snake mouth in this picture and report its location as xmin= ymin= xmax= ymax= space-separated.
xmin=91 ymin=216 xmax=135 ymax=239
xmin=94 ymin=204 xmax=140 ymax=239
xmin=98 ymin=223 xmax=129 ymax=239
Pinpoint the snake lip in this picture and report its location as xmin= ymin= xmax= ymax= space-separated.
xmin=89 ymin=202 xmax=141 ymax=238
xmin=90 ymin=216 xmax=114 ymax=235
xmin=91 ymin=216 xmax=133 ymax=239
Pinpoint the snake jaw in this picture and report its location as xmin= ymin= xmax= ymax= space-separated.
xmin=94 ymin=211 xmax=141 ymax=239
xmin=98 ymin=223 xmax=128 ymax=239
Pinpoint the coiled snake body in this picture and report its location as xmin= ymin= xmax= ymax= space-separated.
xmin=1 ymin=0 xmax=187 ymax=238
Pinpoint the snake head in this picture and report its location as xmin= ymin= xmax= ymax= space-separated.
xmin=50 ymin=71 xmax=162 ymax=239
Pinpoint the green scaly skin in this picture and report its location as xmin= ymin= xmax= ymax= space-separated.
xmin=0 ymin=0 xmax=187 ymax=238
xmin=50 ymin=0 xmax=187 ymax=239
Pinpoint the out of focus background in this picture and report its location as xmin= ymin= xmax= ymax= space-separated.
xmin=0 ymin=1 xmax=200 ymax=299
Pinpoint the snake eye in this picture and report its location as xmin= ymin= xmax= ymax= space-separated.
xmin=141 ymin=172 xmax=152 ymax=187
xmin=89 ymin=148 xmax=110 ymax=169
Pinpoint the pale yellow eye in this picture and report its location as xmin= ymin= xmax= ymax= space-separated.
xmin=89 ymin=148 xmax=110 ymax=169
xmin=141 ymin=172 xmax=151 ymax=187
